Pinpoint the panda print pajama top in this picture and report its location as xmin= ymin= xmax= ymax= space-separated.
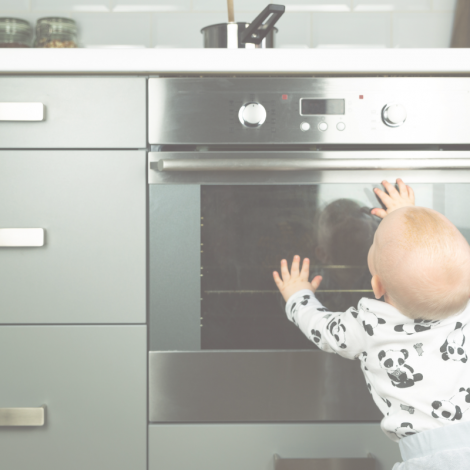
xmin=286 ymin=289 xmax=470 ymax=442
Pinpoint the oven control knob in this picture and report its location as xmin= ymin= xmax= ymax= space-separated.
xmin=382 ymin=103 xmax=407 ymax=127
xmin=239 ymin=102 xmax=267 ymax=128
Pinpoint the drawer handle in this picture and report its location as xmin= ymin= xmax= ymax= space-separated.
xmin=0 ymin=228 xmax=45 ymax=247
xmin=0 ymin=406 xmax=46 ymax=427
xmin=0 ymin=103 xmax=45 ymax=121
xmin=273 ymin=454 xmax=376 ymax=470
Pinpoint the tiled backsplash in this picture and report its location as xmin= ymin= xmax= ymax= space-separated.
xmin=0 ymin=0 xmax=456 ymax=48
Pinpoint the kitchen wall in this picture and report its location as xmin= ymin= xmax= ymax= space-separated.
xmin=0 ymin=0 xmax=456 ymax=48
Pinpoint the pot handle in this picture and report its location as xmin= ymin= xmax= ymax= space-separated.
xmin=240 ymin=4 xmax=285 ymax=45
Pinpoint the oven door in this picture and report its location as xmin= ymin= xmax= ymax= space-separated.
xmin=148 ymin=150 xmax=470 ymax=423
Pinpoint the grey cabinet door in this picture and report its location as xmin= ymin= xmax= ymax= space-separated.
xmin=0 ymin=151 xmax=145 ymax=324
xmin=149 ymin=423 xmax=401 ymax=470
xmin=0 ymin=77 xmax=146 ymax=148
xmin=0 ymin=326 xmax=146 ymax=470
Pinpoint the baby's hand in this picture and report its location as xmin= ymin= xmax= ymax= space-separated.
xmin=273 ymin=255 xmax=322 ymax=302
xmin=371 ymin=178 xmax=415 ymax=219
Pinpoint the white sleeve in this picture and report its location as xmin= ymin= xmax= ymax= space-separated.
xmin=285 ymin=289 xmax=366 ymax=360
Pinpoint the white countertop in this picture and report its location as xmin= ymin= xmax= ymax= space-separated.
xmin=1 ymin=48 xmax=470 ymax=74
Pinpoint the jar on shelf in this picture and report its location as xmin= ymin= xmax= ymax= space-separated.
xmin=0 ymin=18 xmax=33 ymax=48
xmin=34 ymin=17 xmax=78 ymax=48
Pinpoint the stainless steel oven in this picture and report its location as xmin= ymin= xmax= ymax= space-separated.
xmin=148 ymin=77 xmax=470 ymax=467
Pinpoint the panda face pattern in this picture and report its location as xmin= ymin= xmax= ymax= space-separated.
xmin=432 ymin=388 xmax=470 ymax=421
xmin=310 ymin=329 xmax=322 ymax=345
xmin=327 ymin=317 xmax=347 ymax=349
xmin=394 ymin=319 xmax=441 ymax=335
xmin=378 ymin=349 xmax=423 ymax=389
xmin=392 ymin=422 xmax=417 ymax=439
xmin=440 ymin=322 xmax=467 ymax=363
xmin=379 ymin=349 xmax=407 ymax=370
xmin=359 ymin=351 xmax=368 ymax=372
xmin=289 ymin=294 xmax=311 ymax=323
xmin=354 ymin=301 xmax=386 ymax=336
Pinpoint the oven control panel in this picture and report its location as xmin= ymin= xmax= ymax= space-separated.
xmin=149 ymin=77 xmax=470 ymax=145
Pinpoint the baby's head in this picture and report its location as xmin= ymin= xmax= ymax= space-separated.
xmin=368 ymin=206 xmax=470 ymax=320
xmin=315 ymin=199 xmax=379 ymax=266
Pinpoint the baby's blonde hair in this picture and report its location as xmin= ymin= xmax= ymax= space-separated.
xmin=377 ymin=207 xmax=470 ymax=320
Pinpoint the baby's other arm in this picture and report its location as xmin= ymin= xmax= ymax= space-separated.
xmin=274 ymin=256 xmax=365 ymax=359
xmin=371 ymin=178 xmax=415 ymax=219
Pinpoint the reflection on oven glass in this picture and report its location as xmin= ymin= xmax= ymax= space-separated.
xmin=201 ymin=186 xmax=380 ymax=350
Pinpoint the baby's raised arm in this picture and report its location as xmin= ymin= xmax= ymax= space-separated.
xmin=274 ymin=256 xmax=365 ymax=359
xmin=371 ymin=178 xmax=415 ymax=219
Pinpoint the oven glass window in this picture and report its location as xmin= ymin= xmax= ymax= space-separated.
xmin=201 ymin=184 xmax=390 ymax=350
xmin=152 ymin=183 xmax=469 ymax=352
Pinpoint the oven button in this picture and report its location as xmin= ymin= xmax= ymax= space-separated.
xmin=382 ymin=103 xmax=407 ymax=127
xmin=300 ymin=122 xmax=310 ymax=131
xmin=336 ymin=122 xmax=346 ymax=131
xmin=318 ymin=122 xmax=328 ymax=132
xmin=238 ymin=102 xmax=267 ymax=128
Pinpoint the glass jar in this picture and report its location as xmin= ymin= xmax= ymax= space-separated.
xmin=0 ymin=18 xmax=33 ymax=48
xmin=34 ymin=17 xmax=78 ymax=48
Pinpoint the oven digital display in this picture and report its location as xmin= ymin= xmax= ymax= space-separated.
xmin=301 ymin=99 xmax=345 ymax=115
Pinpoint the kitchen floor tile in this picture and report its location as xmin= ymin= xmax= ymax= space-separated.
xmin=393 ymin=11 xmax=454 ymax=47
xmin=353 ymin=0 xmax=431 ymax=11
xmin=71 ymin=12 xmax=151 ymax=46
xmin=312 ymin=12 xmax=392 ymax=47
xmin=276 ymin=12 xmax=311 ymax=47
xmin=432 ymin=0 xmax=456 ymax=10
xmin=32 ymin=0 xmax=110 ymax=12
xmin=193 ymin=0 xmax=352 ymax=13
xmin=153 ymin=12 xmax=227 ymax=48
xmin=111 ymin=0 xmax=190 ymax=12
xmin=0 ymin=0 xmax=30 ymax=11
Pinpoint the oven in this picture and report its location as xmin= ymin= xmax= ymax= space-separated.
xmin=147 ymin=77 xmax=470 ymax=468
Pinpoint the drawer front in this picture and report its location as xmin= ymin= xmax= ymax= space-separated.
xmin=0 ymin=150 xmax=145 ymax=324
xmin=149 ymin=424 xmax=401 ymax=470
xmin=0 ymin=326 xmax=146 ymax=470
xmin=0 ymin=77 xmax=146 ymax=148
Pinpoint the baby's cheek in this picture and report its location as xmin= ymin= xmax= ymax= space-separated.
xmin=367 ymin=245 xmax=374 ymax=274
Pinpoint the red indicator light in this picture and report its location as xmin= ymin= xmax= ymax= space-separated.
xmin=282 ymin=94 xmax=288 ymax=100
xmin=359 ymin=95 xmax=364 ymax=99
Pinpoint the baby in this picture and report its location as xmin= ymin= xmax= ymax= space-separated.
xmin=273 ymin=179 xmax=470 ymax=470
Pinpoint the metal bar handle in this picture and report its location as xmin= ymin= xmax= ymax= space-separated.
xmin=273 ymin=454 xmax=376 ymax=470
xmin=152 ymin=158 xmax=470 ymax=172
xmin=0 ymin=228 xmax=45 ymax=247
xmin=0 ymin=103 xmax=45 ymax=121
xmin=0 ymin=406 xmax=46 ymax=427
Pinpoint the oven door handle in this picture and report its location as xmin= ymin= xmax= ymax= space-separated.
xmin=273 ymin=454 xmax=376 ymax=470
xmin=151 ymin=158 xmax=470 ymax=172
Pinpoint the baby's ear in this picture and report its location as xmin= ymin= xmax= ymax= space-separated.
xmin=371 ymin=275 xmax=386 ymax=300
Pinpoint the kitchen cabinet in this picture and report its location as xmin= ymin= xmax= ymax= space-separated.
xmin=149 ymin=423 xmax=401 ymax=470
xmin=0 ymin=150 xmax=146 ymax=324
xmin=0 ymin=326 xmax=146 ymax=470
xmin=0 ymin=77 xmax=146 ymax=149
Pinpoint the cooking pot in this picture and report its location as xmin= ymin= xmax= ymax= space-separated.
xmin=201 ymin=4 xmax=285 ymax=49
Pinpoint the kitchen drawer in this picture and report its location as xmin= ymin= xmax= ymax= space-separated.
xmin=0 ymin=77 xmax=145 ymax=148
xmin=0 ymin=326 xmax=146 ymax=470
xmin=149 ymin=424 xmax=401 ymax=470
xmin=0 ymin=150 xmax=145 ymax=324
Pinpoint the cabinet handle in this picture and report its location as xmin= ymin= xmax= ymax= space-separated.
xmin=0 ymin=228 xmax=45 ymax=247
xmin=0 ymin=406 xmax=46 ymax=427
xmin=273 ymin=454 xmax=376 ymax=470
xmin=0 ymin=103 xmax=45 ymax=121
